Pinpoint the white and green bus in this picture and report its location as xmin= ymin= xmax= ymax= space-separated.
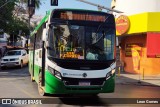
xmin=29 ymin=9 xmax=116 ymax=96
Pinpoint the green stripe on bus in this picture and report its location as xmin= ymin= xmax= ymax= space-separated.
xmin=30 ymin=11 xmax=50 ymax=36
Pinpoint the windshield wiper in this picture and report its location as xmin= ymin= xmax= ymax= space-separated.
xmin=92 ymin=15 xmax=111 ymax=45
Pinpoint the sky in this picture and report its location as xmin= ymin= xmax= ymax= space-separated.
xmin=35 ymin=0 xmax=112 ymax=16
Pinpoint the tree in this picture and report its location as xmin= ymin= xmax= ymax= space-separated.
xmin=0 ymin=0 xmax=15 ymax=33
xmin=20 ymin=0 xmax=41 ymax=17
xmin=0 ymin=0 xmax=42 ymax=46
xmin=0 ymin=0 xmax=42 ymax=35
xmin=21 ymin=0 xmax=41 ymax=9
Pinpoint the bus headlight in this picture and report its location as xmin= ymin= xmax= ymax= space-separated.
xmin=54 ymin=70 xmax=62 ymax=80
xmin=106 ymin=69 xmax=115 ymax=80
xmin=48 ymin=66 xmax=62 ymax=80
xmin=111 ymin=69 xmax=115 ymax=74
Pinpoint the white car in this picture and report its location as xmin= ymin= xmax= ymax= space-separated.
xmin=0 ymin=49 xmax=28 ymax=69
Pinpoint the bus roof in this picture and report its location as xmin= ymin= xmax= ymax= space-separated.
xmin=52 ymin=8 xmax=109 ymax=14
xmin=30 ymin=8 xmax=111 ymax=37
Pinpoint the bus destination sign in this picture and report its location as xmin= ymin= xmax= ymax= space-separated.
xmin=60 ymin=12 xmax=106 ymax=22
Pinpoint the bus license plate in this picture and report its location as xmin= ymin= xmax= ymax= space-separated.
xmin=79 ymin=82 xmax=90 ymax=86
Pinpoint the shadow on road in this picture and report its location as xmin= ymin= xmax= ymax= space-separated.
xmin=42 ymin=95 xmax=109 ymax=106
xmin=0 ymin=66 xmax=29 ymax=78
xmin=38 ymin=94 xmax=109 ymax=106
xmin=59 ymin=96 xmax=109 ymax=106
xmin=116 ymin=73 xmax=160 ymax=87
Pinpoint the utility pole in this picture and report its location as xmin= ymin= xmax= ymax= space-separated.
xmin=27 ymin=0 xmax=35 ymax=53
xmin=76 ymin=0 xmax=123 ymax=13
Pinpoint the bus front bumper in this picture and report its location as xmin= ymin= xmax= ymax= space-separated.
xmin=45 ymin=71 xmax=115 ymax=94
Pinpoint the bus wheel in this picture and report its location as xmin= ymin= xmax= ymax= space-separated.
xmin=38 ymin=72 xmax=45 ymax=96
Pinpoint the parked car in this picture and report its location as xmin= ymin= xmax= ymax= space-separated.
xmin=0 ymin=49 xmax=28 ymax=69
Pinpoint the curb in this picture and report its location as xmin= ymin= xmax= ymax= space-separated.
xmin=116 ymin=82 xmax=160 ymax=87
xmin=115 ymin=74 xmax=160 ymax=87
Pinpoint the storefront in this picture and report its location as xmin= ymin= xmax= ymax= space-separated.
xmin=116 ymin=12 xmax=160 ymax=75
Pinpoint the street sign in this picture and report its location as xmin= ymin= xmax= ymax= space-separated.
xmin=51 ymin=0 xmax=58 ymax=6
xmin=28 ymin=0 xmax=35 ymax=7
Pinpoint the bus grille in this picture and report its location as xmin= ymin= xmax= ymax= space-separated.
xmin=63 ymin=77 xmax=105 ymax=86
xmin=66 ymin=87 xmax=102 ymax=90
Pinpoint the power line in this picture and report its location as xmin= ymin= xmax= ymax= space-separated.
xmin=76 ymin=0 xmax=123 ymax=13
xmin=0 ymin=0 xmax=14 ymax=9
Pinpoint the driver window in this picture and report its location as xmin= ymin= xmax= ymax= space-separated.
xmin=104 ymin=34 xmax=114 ymax=60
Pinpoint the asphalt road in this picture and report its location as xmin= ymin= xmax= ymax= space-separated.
xmin=0 ymin=66 xmax=160 ymax=107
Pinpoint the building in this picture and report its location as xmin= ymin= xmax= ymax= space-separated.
xmin=0 ymin=33 xmax=8 ymax=47
xmin=111 ymin=0 xmax=160 ymax=75
xmin=0 ymin=33 xmax=9 ymax=56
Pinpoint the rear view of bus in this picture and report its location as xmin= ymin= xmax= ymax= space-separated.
xmin=29 ymin=9 xmax=116 ymax=96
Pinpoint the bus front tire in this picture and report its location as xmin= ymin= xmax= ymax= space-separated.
xmin=38 ymin=72 xmax=46 ymax=96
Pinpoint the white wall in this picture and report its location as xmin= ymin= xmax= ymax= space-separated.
xmin=20 ymin=36 xmax=27 ymax=47
xmin=0 ymin=33 xmax=9 ymax=41
xmin=113 ymin=0 xmax=160 ymax=15
xmin=0 ymin=33 xmax=8 ymax=48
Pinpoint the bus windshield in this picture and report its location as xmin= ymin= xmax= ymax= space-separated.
xmin=48 ymin=23 xmax=115 ymax=61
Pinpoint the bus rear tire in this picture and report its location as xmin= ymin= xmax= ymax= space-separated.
xmin=38 ymin=72 xmax=46 ymax=96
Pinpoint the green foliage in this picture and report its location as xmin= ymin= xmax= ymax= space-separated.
xmin=0 ymin=0 xmax=41 ymax=37
xmin=21 ymin=0 xmax=41 ymax=9
xmin=0 ymin=0 xmax=15 ymax=33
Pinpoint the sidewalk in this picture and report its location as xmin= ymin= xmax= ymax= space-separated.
xmin=115 ymin=71 xmax=160 ymax=87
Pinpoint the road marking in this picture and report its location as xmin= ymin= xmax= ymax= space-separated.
xmin=11 ymin=82 xmax=35 ymax=98
xmin=1 ymin=78 xmax=36 ymax=98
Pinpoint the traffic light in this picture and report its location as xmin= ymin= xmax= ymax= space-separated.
xmin=51 ymin=0 xmax=58 ymax=6
xmin=28 ymin=0 xmax=35 ymax=7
